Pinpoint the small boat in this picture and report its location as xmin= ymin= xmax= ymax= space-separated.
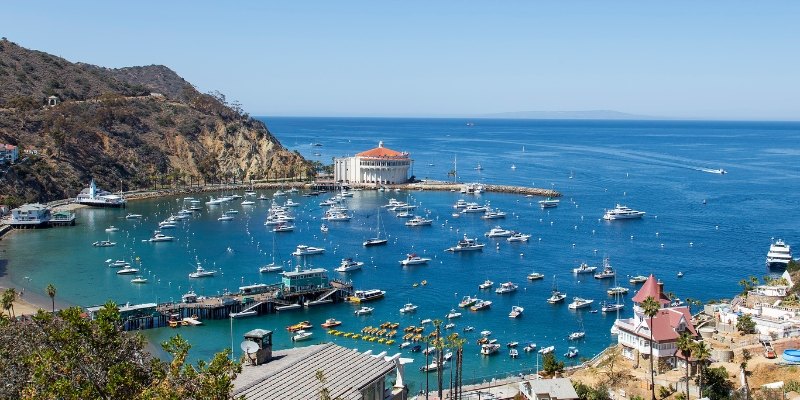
xmin=108 ymin=259 xmax=129 ymax=268
xmin=443 ymin=352 xmax=453 ymax=361
xmin=351 ymin=289 xmax=386 ymax=302
xmin=258 ymin=194 xmax=269 ymax=200
xmin=601 ymin=302 xmax=624 ymax=313
xmin=509 ymin=306 xmax=524 ymax=318
xmin=125 ymin=213 xmax=143 ymax=219
xmin=105 ymin=226 xmax=119 ymax=232
xmin=593 ymin=258 xmax=615 ymax=279
xmin=446 ymin=235 xmax=485 ymax=252
xmin=273 ymin=223 xmax=295 ymax=232
xmin=230 ymin=310 xmax=257 ymax=319
xmin=677 ymin=271 xmax=684 ymax=278
xmin=478 ymin=280 xmax=494 ymax=290
xmin=538 ymin=345 xmax=555 ymax=355
xmin=475 ymin=163 xmax=483 ymax=171
xmin=130 ymin=276 xmax=148 ymax=284
xmin=539 ymin=198 xmax=560 ymax=208
xmin=320 ymin=224 xmax=329 ymax=233
xmin=335 ymin=258 xmax=364 ymax=272
xmin=507 ymin=232 xmax=531 ymax=242
xmin=363 ymin=208 xmax=388 ymax=246
xmin=524 ymin=343 xmax=537 ymax=352
xmin=400 ymin=253 xmax=431 ymax=266
xmin=495 ymin=282 xmax=518 ymax=294
xmin=446 ymin=309 xmax=462 ymax=319
xmin=291 ymin=244 xmax=325 ymax=256
xmin=481 ymin=209 xmax=507 ymax=220
xmin=321 ymin=318 xmax=342 ymax=328
xmin=607 ymin=286 xmax=629 ymax=296
xmin=291 ymin=330 xmax=313 ymax=341
xmin=147 ymin=231 xmax=174 ymax=242
xmin=463 ymin=326 xmax=475 ymax=332
xmin=399 ymin=341 xmax=411 ymax=349
xmin=480 ymin=343 xmax=500 ymax=355
xmin=509 ymin=348 xmax=519 ymax=358
xmin=485 ymin=227 xmax=514 ymax=238
xmin=188 ymin=263 xmax=216 ymax=278
xmin=410 ymin=345 xmax=422 ymax=352
xmin=470 ymin=300 xmax=492 ymax=311
xmin=92 ymin=240 xmax=116 ymax=247
xmin=507 ymin=341 xmax=519 ymax=348
xmin=565 ymin=346 xmax=579 ymax=358
xmin=569 ymin=331 xmax=585 ymax=340
xmin=511 ymin=164 xmax=517 ymax=170
xmin=117 ymin=266 xmax=139 ymax=275
xmin=421 ymin=318 xmax=432 ymax=325
xmin=527 ymin=272 xmax=545 ymax=280
xmin=286 ymin=321 xmax=313 ymax=332
xmin=568 ymin=297 xmax=594 ymax=310
xmin=405 ymin=216 xmax=433 ymax=226
xmin=284 ymin=199 xmax=299 ymax=207
xmin=259 ymin=263 xmax=283 ymax=273
xmin=241 ymin=200 xmax=255 ymax=206
xmin=573 ymin=263 xmax=597 ymax=274
xmin=399 ymin=303 xmax=418 ymax=313
xmin=444 ymin=323 xmax=455 ymax=330
xmin=275 ymin=303 xmax=302 ymax=311
xmin=629 ymin=275 xmax=648 ymax=284
xmin=218 ymin=215 xmax=234 ymax=221
xmin=354 ymin=306 xmax=374 ymax=316
xmin=421 ymin=361 xmax=446 ymax=372
xmin=458 ymin=296 xmax=478 ymax=308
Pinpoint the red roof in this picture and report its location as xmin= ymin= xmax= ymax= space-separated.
xmin=647 ymin=307 xmax=697 ymax=341
xmin=3 ymin=144 xmax=17 ymax=150
xmin=356 ymin=143 xmax=407 ymax=158
xmin=631 ymin=274 xmax=671 ymax=304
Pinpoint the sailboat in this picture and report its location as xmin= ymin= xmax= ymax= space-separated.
xmin=568 ymin=318 xmax=585 ymax=340
xmin=363 ymin=208 xmax=388 ymax=247
xmin=547 ymin=275 xmax=566 ymax=304
xmin=259 ymin=234 xmax=283 ymax=272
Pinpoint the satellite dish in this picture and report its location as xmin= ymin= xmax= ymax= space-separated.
xmin=240 ymin=341 xmax=259 ymax=354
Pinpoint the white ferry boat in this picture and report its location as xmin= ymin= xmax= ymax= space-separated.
xmin=76 ymin=179 xmax=126 ymax=208
xmin=603 ymin=204 xmax=646 ymax=221
xmin=446 ymin=235 xmax=485 ymax=252
xmin=766 ymin=239 xmax=792 ymax=268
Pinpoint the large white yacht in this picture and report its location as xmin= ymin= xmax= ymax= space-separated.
xmin=188 ymin=263 xmax=217 ymax=278
xmin=76 ymin=179 xmax=126 ymax=208
xmin=334 ymin=258 xmax=364 ymax=272
xmin=291 ymin=244 xmax=325 ymax=256
xmin=400 ymin=253 xmax=431 ymax=266
xmin=766 ymin=239 xmax=793 ymax=268
xmin=568 ymin=297 xmax=595 ymax=310
xmin=602 ymin=204 xmax=645 ymax=221
xmin=446 ymin=235 xmax=485 ymax=252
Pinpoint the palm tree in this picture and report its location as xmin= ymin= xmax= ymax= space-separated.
xmin=677 ymin=332 xmax=694 ymax=400
xmin=2 ymin=288 xmax=17 ymax=318
xmin=46 ymin=283 xmax=56 ymax=313
xmin=641 ymin=296 xmax=661 ymax=400
xmin=431 ymin=319 xmax=444 ymax=399
xmin=693 ymin=341 xmax=711 ymax=398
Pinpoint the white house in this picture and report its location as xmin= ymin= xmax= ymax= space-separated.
xmin=1 ymin=144 xmax=18 ymax=164
xmin=334 ymin=141 xmax=412 ymax=185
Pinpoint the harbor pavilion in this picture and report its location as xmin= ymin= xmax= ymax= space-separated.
xmin=334 ymin=141 xmax=411 ymax=185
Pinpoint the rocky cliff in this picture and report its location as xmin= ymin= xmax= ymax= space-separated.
xmin=0 ymin=39 xmax=311 ymax=203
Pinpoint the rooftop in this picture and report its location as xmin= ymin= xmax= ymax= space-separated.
xmin=631 ymin=274 xmax=671 ymax=304
xmin=233 ymin=342 xmax=397 ymax=400
xmin=356 ymin=141 xmax=408 ymax=158
xmin=520 ymin=377 xmax=579 ymax=400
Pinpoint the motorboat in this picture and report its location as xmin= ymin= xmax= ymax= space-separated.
xmin=273 ymin=223 xmax=295 ymax=232
xmin=538 ymin=198 xmax=560 ymax=208
xmin=273 ymin=190 xmax=287 ymax=197
xmin=568 ymin=297 xmax=594 ymax=310
xmin=286 ymin=321 xmax=313 ymax=332
xmin=507 ymin=341 xmax=519 ymax=348
xmin=399 ymin=341 xmax=411 ymax=349
xmin=420 ymin=361 xmax=446 ymax=372
xmin=506 ymin=232 xmax=531 ymax=242
xmin=320 ymin=223 xmax=329 ymax=233
xmin=603 ymin=204 xmax=646 ymax=221
xmin=565 ymin=346 xmax=579 ymax=358
xmin=188 ymin=263 xmax=217 ymax=278
xmin=453 ymin=199 xmax=469 ymax=209
xmin=206 ymin=198 xmax=224 ymax=205
xmin=548 ymin=291 xmax=567 ymax=304
xmin=527 ymin=272 xmax=545 ymax=281
xmin=573 ymin=263 xmax=597 ymax=274
xmin=321 ymin=318 xmax=342 ymax=328
xmin=259 ymin=263 xmax=283 ymax=273
xmin=410 ymin=345 xmax=422 ymax=352
xmin=354 ymin=306 xmax=374 ymax=316
xmin=509 ymin=348 xmax=519 ymax=358
xmin=766 ymin=239 xmax=793 ymax=268
xmin=363 ymin=237 xmax=388 ymax=246
xmin=509 ymin=306 xmax=524 ymax=318
xmin=225 ymin=209 xmax=239 ymax=215
xmin=458 ymin=295 xmax=478 ymax=308
xmin=105 ymin=226 xmax=119 ymax=232
xmin=463 ymin=326 xmax=475 ymax=332
xmin=443 ymin=352 xmax=453 ymax=361
xmin=130 ymin=276 xmax=148 ymax=284
xmin=291 ymin=330 xmax=313 ymax=341
xmin=677 ymin=271 xmax=684 ymax=278
xmin=108 ymin=260 xmax=129 ymax=268
xmin=400 ymin=254 xmax=431 ymax=266
xmin=569 ymin=331 xmax=585 ymax=340
xmin=258 ymin=194 xmax=269 ymax=200
xmin=291 ymin=245 xmax=325 ymax=256
xmin=405 ymin=216 xmax=433 ymax=226
xmin=218 ymin=215 xmax=234 ymax=221
xmin=324 ymin=212 xmax=352 ymax=222
xmin=478 ymin=280 xmax=494 ymax=290
xmin=480 ymin=343 xmax=500 ymax=355
xmin=594 ymin=258 xmax=616 ymax=279
xmin=117 ymin=266 xmax=139 ymax=275
xmin=523 ymin=343 xmax=537 ymax=352
xmin=92 ymin=240 xmax=116 ymax=247
xmin=461 ymin=204 xmax=489 ymax=214
xmin=230 ymin=310 xmax=257 ymax=319
xmin=182 ymin=291 xmax=198 ymax=303
xmin=147 ymin=231 xmax=174 ymax=242
xmin=284 ymin=199 xmax=299 ymax=207
xmin=629 ymin=275 xmax=648 ymax=284
xmin=447 ymin=235 xmax=485 ymax=252
xmin=400 ymin=303 xmax=418 ymax=313
xmin=335 ymin=258 xmax=364 ymax=272
xmin=538 ymin=346 xmax=555 ymax=355
xmin=470 ymin=300 xmax=492 ymax=311
xmin=125 ymin=213 xmax=143 ymax=219
xmin=446 ymin=309 xmax=462 ymax=319
xmin=241 ymin=200 xmax=255 ymax=206
xmin=607 ymin=286 xmax=629 ymax=296
xmin=485 ymin=226 xmax=513 ymax=238
xmin=601 ymin=302 xmax=624 ymax=313
xmin=495 ymin=282 xmax=518 ymax=294
xmin=421 ymin=318 xmax=432 ymax=325
xmin=352 ymin=289 xmax=386 ymax=302
xmin=480 ymin=210 xmax=507 ymax=220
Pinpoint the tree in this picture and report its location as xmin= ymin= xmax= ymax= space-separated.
xmin=641 ymin=296 xmax=661 ymax=400
xmin=702 ymin=367 xmax=734 ymax=400
xmin=46 ymin=284 xmax=56 ymax=313
xmin=739 ymin=349 xmax=752 ymax=400
xmin=677 ymin=332 xmax=694 ymax=400
xmin=693 ymin=341 xmax=712 ymax=398
xmin=1 ymin=288 xmax=17 ymax=318
xmin=736 ymin=314 xmax=756 ymax=335
xmin=431 ymin=320 xmax=444 ymax=399
xmin=542 ymin=352 xmax=564 ymax=376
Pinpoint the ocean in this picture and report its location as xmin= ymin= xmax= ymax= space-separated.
xmin=2 ymin=117 xmax=799 ymax=391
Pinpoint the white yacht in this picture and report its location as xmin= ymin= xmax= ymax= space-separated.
xmin=538 ymin=198 xmax=560 ymax=208
xmin=116 ymin=266 xmax=139 ymax=275
xmin=291 ymin=245 xmax=325 ymax=256
xmin=766 ymin=239 xmax=793 ymax=268
xmin=538 ymin=346 xmax=555 ymax=355
xmin=601 ymin=302 xmax=624 ymax=313
xmin=108 ymin=259 xmax=129 ymax=268
xmin=335 ymin=258 xmax=364 ymax=272
xmin=478 ymin=280 xmax=494 ymax=290
xmin=481 ymin=210 xmax=507 ymax=220
xmin=291 ymin=330 xmax=313 ymax=342
xmin=593 ymin=258 xmax=616 ymax=279
xmin=218 ymin=215 xmax=234 ymax=221
xmin=259 ymin=263 xmax=283 ymax=273
xmin=485 ymin=226 xmax=513 ymax=238
xmin=573 ymin=263 xmax=597 ymax=274
xmin=446 ymin=235 xmax=485 ymax=252
xmin=76 ymin=179 xmax=126 ymax=208
xmin=399 ymin=303 xmax=418 ymax=313
xmin=147 ymin=231 xmax=174 ymax=242
xmin=470 ymin=300 xmax=492 ymax=311
xmin=241 ymin=200 xmax=256 ymax=206
xmin=603 ymin=204 xmax=646 ymax=221
xmin=629 ymin=275 xmax=648 ymax=284
xmin=607 ymin=286 xmax=629 ymax=296
xmin=189 ymin=263 xmax=217 ymax=278
xmin=495 ymin=282 xmax=518 ymax=294
xmin=568 ymin=331 xmax=585 ymax=340
xmin=105 ymin=226 xmax=120 ymax=232
xmin=125 ymin=213 xmax=143 ymax=219
xmin=568 ymin=297 xmax=594 ymax=310
xmin=400 ymin=253 xmax=431 ymax=266
xmin=92 ymin=240 xmax=116 ymax=247
xmin=446 ymin=309 xmax=462 ymax=319
xmin=527 ymin=272 xmax=545 ymax=280
xmin=480 ymin=343 xmax=500 ymax=356
xmin=131 ymin=276 xmax=148 ymax=284
xmin=509 ymin=305 xmax=524 ymax=318
xmin=506 ymin=232 xmax=531 ymax=242
xmin=461 ymin=204 xmax=489 ymax=214
xmin=354 ymin=306 xmax=374 ymax=316
xmin=458 ymin=295 xmax=478 ymax=308
xmin=405 ymin=216 xmax=433 ymax=226
xmin=272 ymin=223 xmax=295 ymax=232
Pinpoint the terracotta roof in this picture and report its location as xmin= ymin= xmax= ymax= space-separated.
xmin=3 ymin=144 xmax=17 ymax=150
xmin=356 ymin=144 xmax=407 ymax=158
xmin=631 ymin=274 xmax=671 ymax=304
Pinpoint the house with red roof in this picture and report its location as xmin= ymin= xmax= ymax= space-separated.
xmin=1 ymin=144 xmax=18 ymax=164
xmin=334 ymin=141 xmax=412 ymax=185
xmin=613 ymin=274 xmax=698 ymax=374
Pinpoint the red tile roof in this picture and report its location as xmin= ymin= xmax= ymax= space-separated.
xmin=3 ymin=144 xmax=17 ymax=150
xmin=631 ymin=274 xmax=671 ymax=304
xmin=356 ymin=143 xmax=407 ymax=158
xmin=647 ymin=306 xmax=697 ymax=341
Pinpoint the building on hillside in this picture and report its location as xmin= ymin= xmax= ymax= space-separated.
xmin=334 ymin=141 xmax=412 ymax=185
xmin=612 ymin=274 xmax=698 ymax=374
xmin=518 ymin=378 xmax=580 ymax=400
xmin=9 ymin=203 xmax=52 ymax=228
xmin=47 ymin=95 xmax=59 ymax=107
xmin=1 ymin=144 xmax=18 ymax=164
xmin=75 ymin=179 xmax=127 ymax=208
xmin=720 ymin=271 xmax=800 ymax=339
xmin=232 ymin=341 xmax=410 ymax=400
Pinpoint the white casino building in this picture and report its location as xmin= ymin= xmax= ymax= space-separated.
xmin=334 ymin=141 xmax=412 ymax=185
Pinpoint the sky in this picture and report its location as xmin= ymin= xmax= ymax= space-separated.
xmin=3 ymin=1 xmax=800 ymax=120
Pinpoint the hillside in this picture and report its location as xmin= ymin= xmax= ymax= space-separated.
xmin=0 ymin=39 xmax=311 ymax=203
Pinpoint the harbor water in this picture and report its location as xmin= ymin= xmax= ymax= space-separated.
xmin=2 ymin=117 xmax=799 ymax=391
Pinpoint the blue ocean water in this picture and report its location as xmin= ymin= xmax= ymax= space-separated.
xmin=2 ymin=117 xmax=799 ymax=391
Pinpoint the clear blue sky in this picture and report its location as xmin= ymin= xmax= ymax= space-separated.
xmin=4 ymin=1 xmax=799 ymax=120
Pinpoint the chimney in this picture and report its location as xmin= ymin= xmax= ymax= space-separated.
xmin=243 ymin=329 xmax=273 ymax=365
xmin=657 ymin=280 xmax=664 ymax=299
